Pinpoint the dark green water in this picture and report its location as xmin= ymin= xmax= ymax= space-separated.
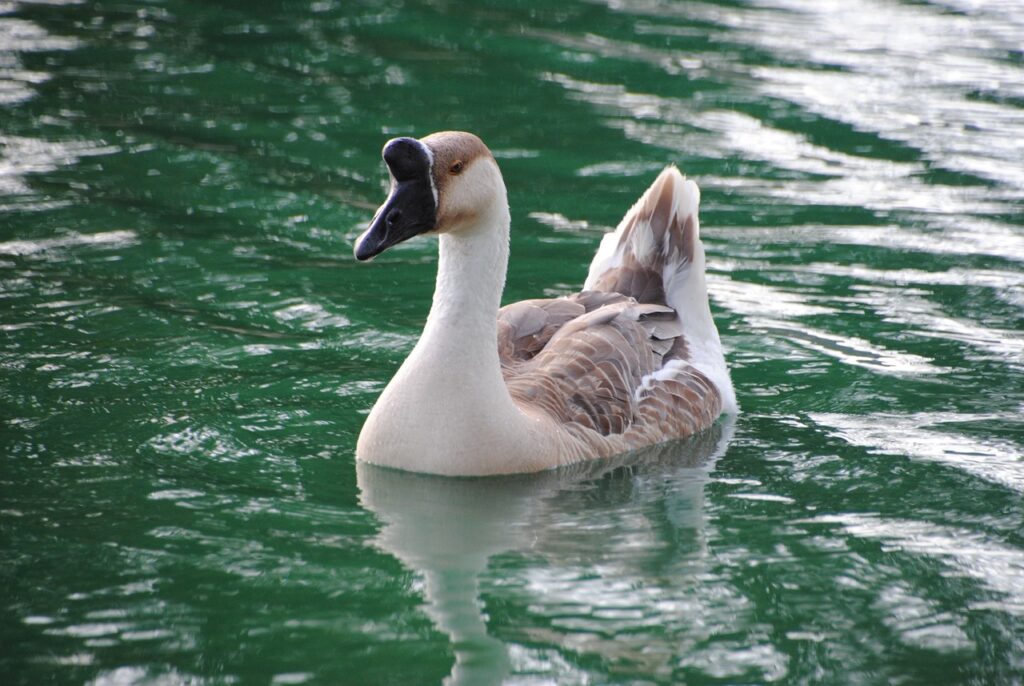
xmin=2 ymin=0 xmax=1023 ymax=683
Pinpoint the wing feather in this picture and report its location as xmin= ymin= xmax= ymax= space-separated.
xmin=504 ymin=301 xmax=657 ymax=436
xmin=497 ymin=166 xmax=731 ymax=449
xmin=497 ymin=291 xmax=629 ymax=364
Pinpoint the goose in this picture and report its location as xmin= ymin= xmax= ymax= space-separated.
xmin=353 ymin=131 xmax=736 ymax=476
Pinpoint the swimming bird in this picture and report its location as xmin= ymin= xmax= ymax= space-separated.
xmin=353 ymin=131 xmax=736 ymax=476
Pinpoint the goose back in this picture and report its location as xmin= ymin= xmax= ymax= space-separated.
xmin=495 ymin=165 xmax=732 ymax=455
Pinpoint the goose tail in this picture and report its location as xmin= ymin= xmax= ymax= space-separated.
xmin=583 ymin=166 xmax=737 ymax=414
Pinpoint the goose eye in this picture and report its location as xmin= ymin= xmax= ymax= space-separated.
xmin=449 ymin=161 xmax=464 ymax=175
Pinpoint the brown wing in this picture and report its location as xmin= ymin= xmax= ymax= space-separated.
xmin=503 ymin=301 xmax=674 ymax=436
xmin=498 ymin=167 xmax=724 ymax=450
xmin=496 ymin=291 xmax=630 ymax=364
xmin=625 ymin=364 xmax=722 ymax=445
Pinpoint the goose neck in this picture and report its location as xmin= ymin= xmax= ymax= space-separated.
xmin=425 ymin=205 xmax=510 ymax=343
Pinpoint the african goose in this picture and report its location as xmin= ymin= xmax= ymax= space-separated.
xmin=354 ymin=132 xmax=736 ymax=476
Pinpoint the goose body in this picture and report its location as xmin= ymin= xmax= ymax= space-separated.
xmin=354 ymin=132 xmax=736 ymax=476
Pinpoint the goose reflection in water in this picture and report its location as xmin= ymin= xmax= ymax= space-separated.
xmin=357 ymin=419 xmax=735 ymax=685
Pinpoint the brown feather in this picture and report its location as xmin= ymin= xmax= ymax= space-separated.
xmin=497 ymin=166 xmax=722 ymax=452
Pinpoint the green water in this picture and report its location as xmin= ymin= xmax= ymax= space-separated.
xmin=2 ymin=0 xmax=1023 ymax=683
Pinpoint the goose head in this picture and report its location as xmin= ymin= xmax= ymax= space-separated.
xmin=354 ymin=131 xmax=501 ymax=261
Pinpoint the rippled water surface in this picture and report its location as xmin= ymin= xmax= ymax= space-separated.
xmin=2 ymin=0 xmax=1023 ymax=683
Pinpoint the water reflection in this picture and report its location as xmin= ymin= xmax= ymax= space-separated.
xmin=808 ymin=512 xmax=1024 ymax=618
xmin=0 ymin=7 xmax=96 ymax=212
xmin=358 ymin=420 xmax=734 ymax=685
xmin=810 ymin=410 xmax=1024 ymax=493
xmin=0 ymin=12 xmax=79 ymax=104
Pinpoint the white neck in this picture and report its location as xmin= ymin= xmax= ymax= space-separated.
xmin=357 ymin=190 xmax=547 ymax=475
xmin=422 ymin=201 xmax=510 ymax=359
